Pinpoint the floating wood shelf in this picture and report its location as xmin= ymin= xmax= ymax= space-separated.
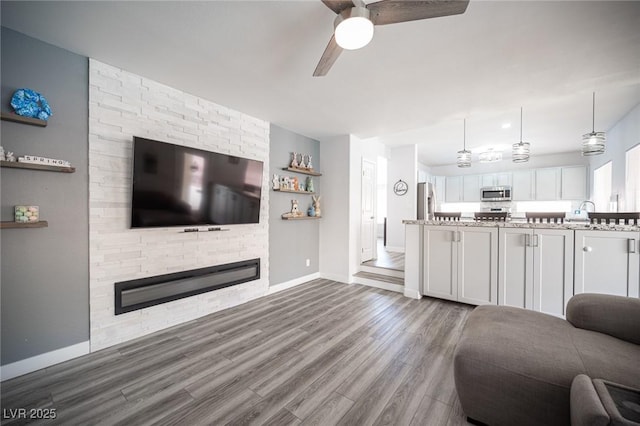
xmin=0 ymin=221 xmax=48 ymax=229
xmin=273 ymin=188 xmax=315 ymax=195
xmin=281 ymin=215 xmax=322 ymax=220
xmin=1 ymin=111 xmax=48 ymax=127
xmin=0 ymin=161 xmax=75 ymax=173
xmin=281 ymin=167 xmax=322 ymax=176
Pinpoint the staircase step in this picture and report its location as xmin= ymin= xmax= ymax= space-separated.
xmin=359 ymin=265 xmax=404 ymax=279
xmin=353 ymin=271 xmax=404 ymax=294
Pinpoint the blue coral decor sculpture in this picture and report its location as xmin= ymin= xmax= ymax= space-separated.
xmin=10 ymin=88 xmax=53 ymax=120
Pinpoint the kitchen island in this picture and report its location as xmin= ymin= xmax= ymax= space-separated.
xmin=403 ymin=219 xmax=640 ymax=317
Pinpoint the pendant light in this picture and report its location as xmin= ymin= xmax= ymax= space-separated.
xmin=456 ymin=119 xmax=471 ymax=168
xmin=512 ymin=107 xmax=531 ymax=163
xmin=582 ymin=92 xmax=606 ymax=156
xmin=479 ymin=148 xmax=502 ymax=163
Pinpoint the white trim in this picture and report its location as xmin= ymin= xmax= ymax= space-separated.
xmin=385 ymin=246 xmax=405 ymax=253
xmin=404 ymin=288 xmax=423 ymax=300
xmin=352 ymin=276 xmax=404 ymax=294
xmin=1 ymin=341 xmax=90 ymax=381
xmin=267 ymin=272 xmax=321 ymax=295
xmin=319 ymin=272 xmax=352 ymax=284
xmin=359 ymin=265 xmax=404 ymax=278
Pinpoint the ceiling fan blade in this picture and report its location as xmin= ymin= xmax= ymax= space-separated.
xmin=313 ymin=35 xmax=343 ymax=76
xmin=321 ymin=0 xmax=355 ymax=14
xmin=368 ymin=0 xmax=470 ymax=25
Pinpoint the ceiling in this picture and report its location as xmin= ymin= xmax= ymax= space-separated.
xmin=2 ymin=1 xmax=639 ymax=166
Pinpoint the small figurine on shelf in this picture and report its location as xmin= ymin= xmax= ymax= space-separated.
xmin=312 ymin=195 xmax=322 ymax=217
xmin=0 ymin=146 xmax=5 ymax=161
xmin=308 ymin=205 xmax=315 ymax=217
xmin=292 ymin=177 xmax=299 ymax=191
xmin=291 ymin=152 xmax=299 ymax=168
xmin=6 ymin=151 xmax=16 ymax=162
xmin=299 ymin=153 xmax=307 ymax=169
xmin=306 ymin=155 xmax=313 ymax=170
xmin=282 ymin=176 xmax=290 ymax=190
xmin=305 ymin=176 xmax=314 ymax=192
xmin=272 ymin=174 xmax=280 ymax=190
xmin=291 ymin=199 xmax=302 ymax=216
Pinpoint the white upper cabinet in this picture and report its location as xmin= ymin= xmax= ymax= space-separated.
xmin=482 ymin=173 xmax=513 ymax=188
xmin=535 ymin=168 xmax=561 ymax=200
xmin=445 ymin=176 xmax=463 ymax=202
xmin=512 ymin=170 xmax=534 ymax=201
xmin=561 ymin=166 xmax=587 ymax=200
xmin=463 ymin=175 xmax=481 ymax=202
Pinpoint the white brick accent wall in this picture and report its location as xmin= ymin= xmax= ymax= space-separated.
xmin=89 ymin=59 xmax=270 ymax=351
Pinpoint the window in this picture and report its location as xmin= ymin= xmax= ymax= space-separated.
xmin=441 ymin=202 xmax=480 ymax=213
xmin=593 ymin=161 xmax=612 ymax=212
xmin=514 ymin=201 xmax=572 ymax=213
xmin=626 ymin=144 xmax=640 ymax=211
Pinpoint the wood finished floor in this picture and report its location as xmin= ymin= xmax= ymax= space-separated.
xmin=362 ymin=239 xmax=405 ymax=271
xmin=1 ymin=280 xmax=473 ymax=426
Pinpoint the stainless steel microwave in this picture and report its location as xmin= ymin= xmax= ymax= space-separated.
xmin=481 ymin=186 xmax=512 ymax=201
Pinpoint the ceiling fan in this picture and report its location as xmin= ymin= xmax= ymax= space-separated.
xmin=313 ymin=0 xmax=470 ymax=76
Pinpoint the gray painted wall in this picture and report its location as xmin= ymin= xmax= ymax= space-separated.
xmin=269 ymin=124 xmax=320 ymax=285
xmin=1 ymin=27 xmax=89 ymax=364
xmin=588 ymin=102 xmax=640 ymax=210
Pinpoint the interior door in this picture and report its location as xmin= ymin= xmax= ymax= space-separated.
xmin=361 ymin=159 xmax=376 ymax=262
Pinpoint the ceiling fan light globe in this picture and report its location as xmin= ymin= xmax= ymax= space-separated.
xmin=335 ymin=17 xmax=374 ymax=50
xmin=334 ymin=7 xmax=374 ymax=50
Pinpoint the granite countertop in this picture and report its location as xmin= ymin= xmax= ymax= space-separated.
xmin=402 ymin=219 xmax=640 ymax=232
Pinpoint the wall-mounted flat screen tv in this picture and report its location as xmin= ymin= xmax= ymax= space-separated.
xmin=131 ymin=136 xmax=263 ymax=228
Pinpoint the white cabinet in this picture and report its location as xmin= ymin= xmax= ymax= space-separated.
xmin=535 ymin=168 xmax=561 ymax=200
xmin=423 ymin=225 xmax=458 ymax=301
xmin=499 ymin=228 xmax=574 ymax=316
xmin=512 ymin=170 xmax=534 ymax=201
xmin=445 ymin=176 xmax=462 ymax=202
xmin=435 ymin=176 xmax=446 ymax=208
xmin=481 ymin=173 xmax=513 ymax=188
xmin=423 ymin=225 xmax=498 ymax=305
xmin=574 ymin=230 xmax=640 ymax=297
xmin=561 ymin=166 xmax=587 ymax=200
xmin=462 ymin=175 xmax=481 ymax=202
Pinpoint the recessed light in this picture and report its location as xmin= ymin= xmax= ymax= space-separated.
xmin=501 ymin=123 xmax=511 ymax=129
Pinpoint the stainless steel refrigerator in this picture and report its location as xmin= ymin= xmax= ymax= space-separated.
xmin=417 ymin=182 xmax=435 ymax=220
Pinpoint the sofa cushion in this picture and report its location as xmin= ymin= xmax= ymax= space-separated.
xmin=567 ymin=293 xmax=640 ymax=345
xmin=570 ymin=327 xmax=640 ymax=389
xmin=454 ymin=305 xmax=586 ymax=426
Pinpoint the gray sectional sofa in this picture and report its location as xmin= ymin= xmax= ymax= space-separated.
xmin=453 ymin=293 xmax=640 ymax=426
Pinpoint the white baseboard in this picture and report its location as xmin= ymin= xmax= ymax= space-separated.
xmin=404 ymin=288 xmax=423 ymax=299
xmin=318 ymin=272 xmax=351 ymax=284
xmin=1 ymin=341 xmax=90 ymax=381
xmin=385 ymin=246 xmax=405 ymax=253
xmin=268 ymin=272 xmax=321 ymax=295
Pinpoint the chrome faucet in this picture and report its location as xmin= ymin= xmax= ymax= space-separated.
xmin=579 ymin=200 xmax=596 ymax=212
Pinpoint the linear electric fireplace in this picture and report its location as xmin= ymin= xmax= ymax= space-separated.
xmin=114 ymin=259 xmax=260 ymax=315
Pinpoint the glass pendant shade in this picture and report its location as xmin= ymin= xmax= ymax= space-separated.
xmin=512 ymin=107 xmax=531 ymax=163
xmin=456 ymin=119 xmax=471 ymax=168
xmin=479 ymin=149 xmax=502 ymax=163
xmin=582 ymin=93 xmax=606 ymax=156
xmin=512 ymin=141 xmax=530 ymax=163
xmin=457 ymin=149 xmax=472 ymax=168
xmin=334 ymin=7 xmax=374 ymax=50
xmin=582 ymin=131 xmax=606 ymax=156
